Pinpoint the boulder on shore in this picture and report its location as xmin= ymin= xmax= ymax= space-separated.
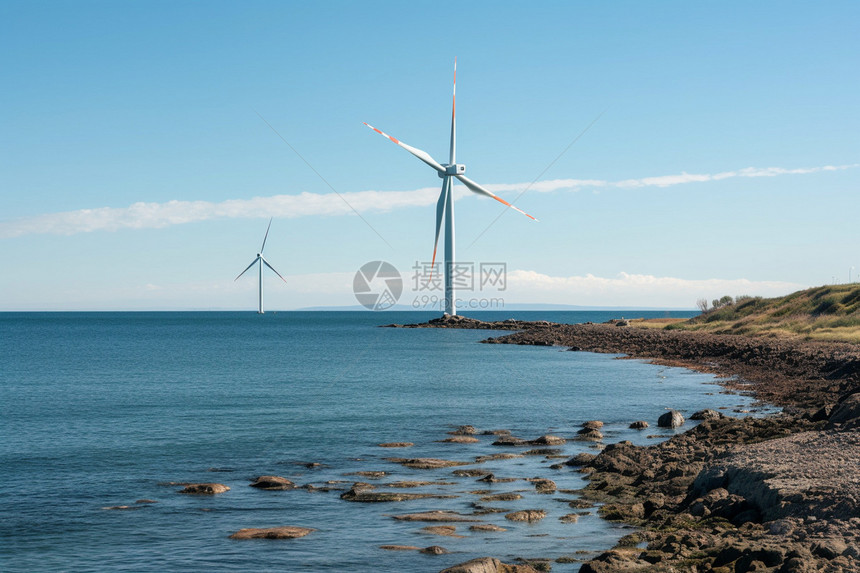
xmin=690 ymin=409 xmax=724 ymax=421
xmin=829 ymin=392 xmax=860 ymax=429
xmin=565 ymin=452 xmax=596 ymax=466
xmin=657 ymin=410 xmax=685 ymax=428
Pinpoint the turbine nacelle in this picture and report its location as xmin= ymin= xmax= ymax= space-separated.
xmin=438 ymin=163 xmax=466 ymax=178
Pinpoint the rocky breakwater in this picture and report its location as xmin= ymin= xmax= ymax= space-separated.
xmin=391 ymin=315 xmax=860 ymax=571
xmin=576 ymin=414 xmax=860 ymax=572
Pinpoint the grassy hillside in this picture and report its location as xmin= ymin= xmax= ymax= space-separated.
xmin=665 ymin=285 xmax=860 ymax=342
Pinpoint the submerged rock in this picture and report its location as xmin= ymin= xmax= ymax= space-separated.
xmin=470 ymin=524 xmax=507 ymax=532
xmin=483 ymin=429 xmax=512 ymax=436
xmin=477 ymin=473 xmax=517 ymax=483
xmin=420 ymin=545 xmax=449 ymax=554
xmin=178 ymin=483 xmax=229 ymax=494
xmin=378 ymin=442 xmax=414 ymax=448
xmin=475 ymin=453 xmax=523 ymax=463
xmin=629 ymin=420 xmax=649 ymax=430
xmin=530 ymin=478 xmax=557 ymax=494
xmin=479 ymin=492 xmax=522 ymax=502
xmin=576 ymin=428 xmax=604 ymax=441
xmin=440 ymin=436 xmax=480 ymax=444
xmin=229 ymin=526 xmax=314 ymax=539
xmin=440 ymin=556 xmax=542 ymax=572
xmin=521 ymin=448 xmax=562 ymax=457
xmin=380 ymin=544 xmax=420 ymax=551
xmin=505 ymin=509 xmax=547 ymax=522
xmin=385 ymin=457 xmax=470 ymax=469
xmin=385 ymin=480 xmax=451 ymax=488
xmin=492 ymin=436 xmax=528 ymax=446
xmin=450 ymin=425 xmax=478 ymax=435
xmin=391 ymin=511 xmax=479 ymax=522
xmin=249 ymin=475 xmax=296 ymax=490
xmin=530 ymin=435 xmax=566 ymax=445
xmin=454 ymin=469 xmax=490 ymax=477
xmin=340 ymin=484 xmax=452 ymax=502
xmin=422 ymin=525 xmax=464 ymax=537
xmin=347 ymin=471 xmax=387 ymax=479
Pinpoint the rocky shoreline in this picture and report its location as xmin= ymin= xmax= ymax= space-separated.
xmin=386 ymin=315 xmax=860 ymax=572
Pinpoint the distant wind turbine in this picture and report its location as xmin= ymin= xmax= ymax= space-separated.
xmin=234 ymin=218 xmax=288 ymax=314
xmin=364 ymin=58 xmax=536 ymax=316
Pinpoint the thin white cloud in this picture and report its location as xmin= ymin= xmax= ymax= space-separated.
xmin=488 ymin=164 xmax=858 ymax=193
xmin=1 ymin=163 xmax=855 ymax=238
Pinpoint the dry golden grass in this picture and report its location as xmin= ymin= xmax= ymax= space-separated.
xmin=630 ymin=318 xmax=688 ymax=329
xmin=666 ymin=285 xmax=860 ymax=343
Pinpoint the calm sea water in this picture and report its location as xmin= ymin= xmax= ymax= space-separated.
xmin=0 ymin=311 xmax=773 ymax=572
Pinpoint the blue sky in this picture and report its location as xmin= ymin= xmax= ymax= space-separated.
xmin=1 ymin=1 xmax=858 ymax=310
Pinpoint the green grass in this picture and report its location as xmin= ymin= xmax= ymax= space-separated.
xmin=668 ymin=285 xmax=860 ymax=342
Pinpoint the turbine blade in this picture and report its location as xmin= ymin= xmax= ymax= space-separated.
xmin=262 ymin=258 xmax=288 ymax=284
xmin=260 ymin=217 xmax=273 ymax=253
xmin=430 ymin=177 xmax=450 ymax=280
xmin=363 ymin=122 xmax=446 ymax=174
xmin=449 ymin=57 xmax=456 ymax=165
xmin=235 ymin=257 xmax=259 ymax=281
xmin=454 ymin=174 xmax=538 ymax=221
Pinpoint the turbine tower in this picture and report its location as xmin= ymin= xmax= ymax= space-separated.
xmin=234 ymin=218 xmax=288 ymax=314
xmin=364 ymin=58 xmax=536 ymax=316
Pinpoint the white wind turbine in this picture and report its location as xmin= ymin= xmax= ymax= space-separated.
xmin=234 ymin=218 xmax=288 ymax=314
xmin=364 ymin=58 xmax=536 ymax=316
